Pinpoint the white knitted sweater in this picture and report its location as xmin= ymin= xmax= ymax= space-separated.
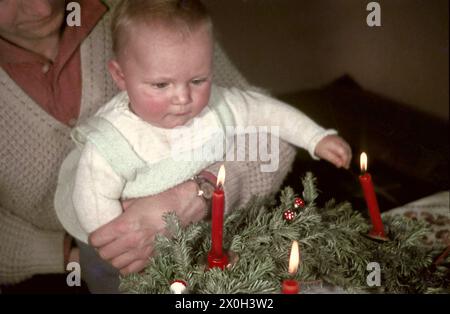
xmin=0 ymin=2 xmax=296 ymax=284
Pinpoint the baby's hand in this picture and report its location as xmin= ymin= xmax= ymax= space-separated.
xmin=314 ymin=135 xmax=352 ymax=169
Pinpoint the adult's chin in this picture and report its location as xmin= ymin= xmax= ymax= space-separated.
xmin=18 ymin=12 xmax=64 ymax=40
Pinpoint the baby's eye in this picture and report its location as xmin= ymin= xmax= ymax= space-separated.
xmin=191 ymin=78 xmax=207 ymax=85
xmin=152 ymin=82 xmax=169 ymax=89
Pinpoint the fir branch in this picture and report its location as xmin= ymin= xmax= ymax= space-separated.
xmin=302 ymin=172 xmax=319 ymax=204
xmin=120 ymin=173 xmax=447 ymax=294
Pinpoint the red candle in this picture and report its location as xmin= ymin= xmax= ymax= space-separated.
xmin=282 ymin=241 xmax=300 ymax=294
xmin=359 ymin=152 xmax=387 ymax=240
xmin=208 ymin=165 xmax=228 ymax=269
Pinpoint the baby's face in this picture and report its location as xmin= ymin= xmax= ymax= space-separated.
xmin=113 ymin=22 xmax=213 ymax=129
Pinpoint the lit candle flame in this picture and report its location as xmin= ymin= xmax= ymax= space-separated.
xmin=360 ymin=152 xmax=368 ymax=173
xmin=288 ymin=240 xmax=300 ymax=274
xmin=217 ymin=164 xmax=226 ymax=188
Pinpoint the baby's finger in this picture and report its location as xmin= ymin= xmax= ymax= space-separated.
xmin=332 ymin=141 xmax=352 ymax=169
xmin=325 ymin=146 xmax=343 ymax=168
xmin=323 ymin=149 xmax=344 ymax=168
xmin=345 ymin=149 xmax=352 ymax=169
xmin=340 ymin=145 xmax=352 ymax=169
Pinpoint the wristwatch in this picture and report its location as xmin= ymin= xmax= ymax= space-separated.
xmin=192 ymin=171 xmax=217 ymax=218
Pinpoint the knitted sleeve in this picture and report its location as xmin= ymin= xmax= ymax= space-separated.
xmin=0 ymin=208 xmax=65 ymax=285
xmin=222 ymin=87 xmax=338 ymax=160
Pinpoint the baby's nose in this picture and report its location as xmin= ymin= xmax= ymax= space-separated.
xmin=173 ymin=86 xmax=192 ymax=106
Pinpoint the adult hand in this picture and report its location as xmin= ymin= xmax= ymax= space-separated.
xmin=314 ymin=134 xmax=352 ymax=169
xmin=88 ymin=180 xmax=206 ymax=275
xmin=63 ymin=233 xmax=80 ymax=266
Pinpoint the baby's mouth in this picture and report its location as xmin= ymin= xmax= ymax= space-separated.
xmin=174 ymin=111 xmax=191 ymax=116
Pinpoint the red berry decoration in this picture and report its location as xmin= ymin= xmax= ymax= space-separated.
xmin=283 ymin=209 xmax=296 ymax=221
xmin=294 ymin=197 xmax=305 ymax=209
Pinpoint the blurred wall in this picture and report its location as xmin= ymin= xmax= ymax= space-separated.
xmin=205 ymin=0 xmax=449 ymax=119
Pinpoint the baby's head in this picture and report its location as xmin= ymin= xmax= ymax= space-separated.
xmin=108 ymin=0 xmax=214 ymax=128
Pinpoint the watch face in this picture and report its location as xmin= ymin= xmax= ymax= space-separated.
xmin=200 ymin=182 xmax=214 ymax=199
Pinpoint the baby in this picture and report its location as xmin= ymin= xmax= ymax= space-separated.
xmin=55 ymin=0 xmax=351 ymax=244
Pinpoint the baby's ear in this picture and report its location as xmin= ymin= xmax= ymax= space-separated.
xmin=108 ymin=59 xmax=126 ymax=91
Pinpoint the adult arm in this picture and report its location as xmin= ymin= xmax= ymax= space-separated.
xmin=88 ymin=178 xmax=206 ymax=275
